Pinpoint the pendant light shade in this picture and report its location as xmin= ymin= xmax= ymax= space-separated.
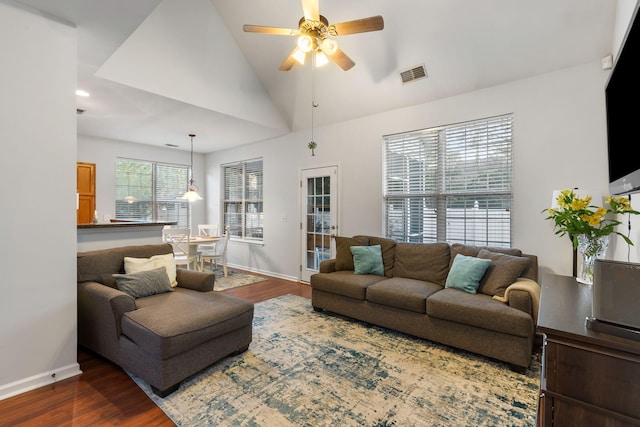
xmin=182 ymin=133 xmax=203 ymax=202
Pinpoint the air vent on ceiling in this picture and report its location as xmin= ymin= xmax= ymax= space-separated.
xmin=76 ymin=108 xmax=85 ymax=115
xmin=400 ymin=65 xmax=427 ymax=84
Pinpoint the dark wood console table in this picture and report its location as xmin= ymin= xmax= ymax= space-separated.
xmin=537 ymin=274 xmax=640 ymax=426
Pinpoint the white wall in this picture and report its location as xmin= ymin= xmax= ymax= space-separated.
xmin=206 ymin=61 xmax=638 ymax=281
xmin=613 ymin=0 xmax=640 ymax=60
xmin=0 ymin=1 xmax=80 ymax=399
xmin=77 ymin=135 xmax=207 ymax=232
xmin=0 ymin=0 xmax=635 ymax=403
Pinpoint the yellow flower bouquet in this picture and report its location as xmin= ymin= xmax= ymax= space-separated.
xmin=544 ymin=189 xmax=639 ymax=248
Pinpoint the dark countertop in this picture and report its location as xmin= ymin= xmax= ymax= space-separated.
xmin=77 ymin=221 xmax=175 ymax=229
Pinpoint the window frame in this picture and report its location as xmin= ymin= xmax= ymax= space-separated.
xmin=222 ymin=158 xmax=264 ymax=243
xmin=114 ymin=157 xmax=191 ymax=228
xmin=383 ymin=114 xmax=513 ymax=247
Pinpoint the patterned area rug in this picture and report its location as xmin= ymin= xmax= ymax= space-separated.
xmin=131 ymin=294 xmax=541 ymax=426
xmin=207 ymin=268 xmax=267 ymax=291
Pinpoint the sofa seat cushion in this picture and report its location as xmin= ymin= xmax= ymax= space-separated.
xmin=122 ymin=290 xmax=254 ymax=359
xmin=426 ymin=288 xmax=533 ymax=337
xmin=310 ymin=271 xmax=386 ymax=300
xmin=367 ymin=278 xmax=443 ymax=314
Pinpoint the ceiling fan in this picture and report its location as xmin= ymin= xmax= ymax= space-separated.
xmin=243 ymin=0 xmax=384 ymax=71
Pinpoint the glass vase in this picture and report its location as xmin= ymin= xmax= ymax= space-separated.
xmin=576 ymin=234 xmax=609 ymax=285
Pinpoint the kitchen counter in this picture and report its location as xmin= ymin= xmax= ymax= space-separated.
xmin=77 ymin=221 xmax=176 ymax=252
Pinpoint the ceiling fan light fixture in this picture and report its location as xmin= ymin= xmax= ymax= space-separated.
xmin=319 ymin=38 xmax=338 ymax=55
xmin=243 ymin=0 xmax=384 ymax=71
xmin=297 ymin=35 xmax=313 ymax=52
xmin=292 ymin=48 xmax=307 ymax=65
xmin=315 ymin=51 xmax=329 ymax=67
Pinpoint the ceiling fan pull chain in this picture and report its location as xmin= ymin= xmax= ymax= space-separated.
xmin=308 ymin=53 xmax=318 ymax=156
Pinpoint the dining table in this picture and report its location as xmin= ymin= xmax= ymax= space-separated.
xmin=188 ymin=235 xmax=221 ymax=272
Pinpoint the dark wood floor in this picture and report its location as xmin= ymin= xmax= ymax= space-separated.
xmin=0 ymin=270 xmax=311 ymax=427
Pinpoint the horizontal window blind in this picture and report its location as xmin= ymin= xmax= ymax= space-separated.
xmin=383 ymin=115 xmax=513 ymax=246
xmin=223 ymin=158 xmax=263 ymax=242
xmin=115 ymin=158 xmax=190 ymax=228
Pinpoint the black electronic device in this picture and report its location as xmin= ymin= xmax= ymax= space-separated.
xmin=606 ymin=3 xmax=640 ymax=195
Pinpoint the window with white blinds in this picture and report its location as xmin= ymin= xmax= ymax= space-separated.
xmin=115 ymin=158 xmax=191 ymax=228
xmin=223 ymin=158 xmax=263 ymax=242
xmin=383 ymin=114 xmax=513 ymax=247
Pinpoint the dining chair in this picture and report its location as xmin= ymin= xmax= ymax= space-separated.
xmin=197 ymin=224 xmax=219 ymax=237
xmin=162 ymin=227 xmax=198 ymax=270
xmin=196 ymin=224 xmax=219 ymax=257
xmin=200 ymin=226 xmax=230 ymax=276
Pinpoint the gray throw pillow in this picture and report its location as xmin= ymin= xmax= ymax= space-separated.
xmin=476 ymin=249 xmax=530 ymax=297
xmin=113 ymin=267 xmax=173 ymax=298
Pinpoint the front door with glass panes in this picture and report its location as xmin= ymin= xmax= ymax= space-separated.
xmin=300 ymin=166 xmax=338 ymax=282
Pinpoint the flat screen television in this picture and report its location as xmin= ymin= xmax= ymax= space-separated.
xmin=607 ymin=3 xmax=640 ymax=195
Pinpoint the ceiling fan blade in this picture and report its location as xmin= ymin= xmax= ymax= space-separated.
xmin=332 ymin=15 xmax=384 ymax=35
xmin=301 ymin=0 xmax=319 ymax=22
xmin=328 ymin=48 xmax=355 ymax=71
xmin=243 ymin=25 xmax=299 ymax=36
xmin=279 ymin=49 xmax=299 ymax=71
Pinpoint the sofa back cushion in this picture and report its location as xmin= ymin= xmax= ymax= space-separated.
xmin=335 ymin=236 xmax=369 ymax=271
xmin=393 ymin=242 xmax=451 ymax=285
xmin=77 ymin=244 xmax=173 ymax=288
xmin=449 ymin=243 xmax=522 ymax=267
xmin=450 ymin=243 xmax=538 ymax=282
xmin=520 ymin=254 xmax=538 ymax=282
xmin=476 ymin=249 xmax=530 ymax=297
xmin=367 ymin=236 xmax=396 ymax=277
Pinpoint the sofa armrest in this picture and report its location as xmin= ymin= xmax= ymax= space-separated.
xmin=176 ymin=268 xmax=215 ymax=292
xmin=493 ymin=278 xmax=540 ymax=324
xmin=319 ymin=259 xmax=337 ymax=273
xmin=78 ymin=281 xmax=136 ymax=358
xmin=507 ymin=289 xmax=534 ymax=316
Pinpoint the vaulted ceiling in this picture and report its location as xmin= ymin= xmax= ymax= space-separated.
xmin=16 ymin=0 xmax=616 ymax=153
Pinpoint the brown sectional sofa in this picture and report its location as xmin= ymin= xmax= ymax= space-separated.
xmin=77 ymin=244 xmax=254 ymax=396
xmin=310 ymin=236 xmax=540 ymax=371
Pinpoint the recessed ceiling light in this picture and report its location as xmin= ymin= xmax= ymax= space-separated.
xmin=165 ymin=143 xmax=179 ymax=148
xmin=76 ymin=89 xmax=90 ymax=97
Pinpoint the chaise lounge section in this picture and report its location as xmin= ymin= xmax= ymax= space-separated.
xmin=77 ymin=243 xmax=254 ymax=396
xmin=310 ymin=236 xmax=539 ymax=371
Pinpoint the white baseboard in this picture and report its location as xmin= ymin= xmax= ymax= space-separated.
xmin=0 ymin=363 xmax=82 ymax=401
xmin=227 ymin=263 xmax=299 ymax=283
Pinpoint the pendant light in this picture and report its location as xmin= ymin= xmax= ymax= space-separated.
xmin=182 ymin=133 xmax=203 ymax=202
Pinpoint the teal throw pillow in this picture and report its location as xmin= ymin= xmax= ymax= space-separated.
xmin=350 ymin=245 xmax=384 ymax=276
xmin=113 ymin=267 xmax=174 ymax=298
xmin=445 ymin=254 xmax=492 ymax=294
